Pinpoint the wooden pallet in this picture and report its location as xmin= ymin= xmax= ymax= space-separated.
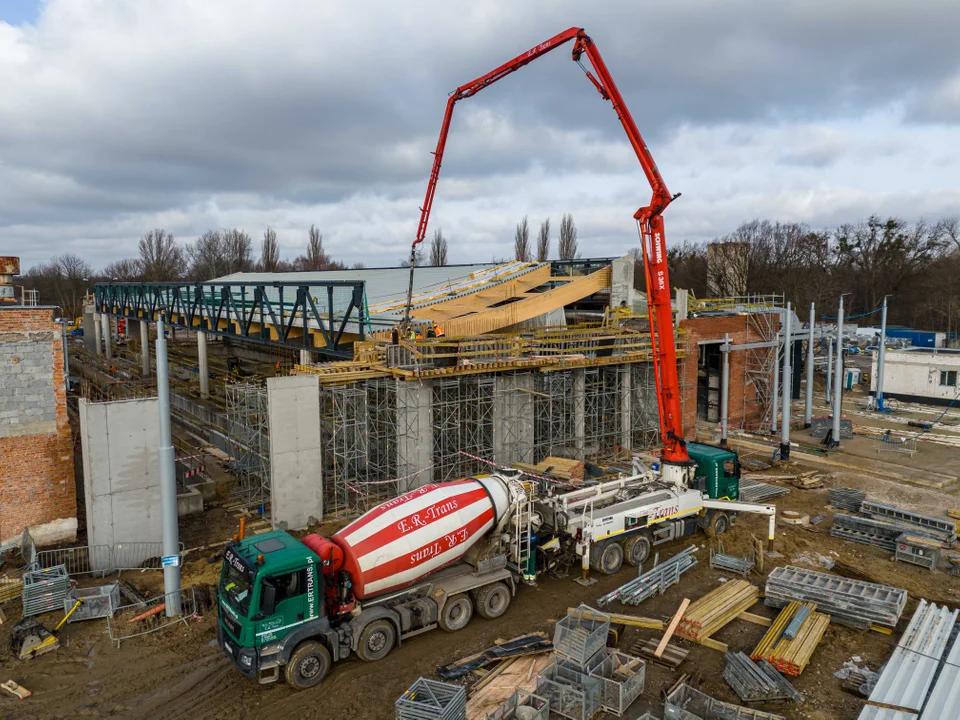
xmin=632 ymin=638 xmax=689 ymax=669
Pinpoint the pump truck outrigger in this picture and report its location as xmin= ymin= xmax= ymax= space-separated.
xmin=217 ymin=26 xmax=778 ymax=690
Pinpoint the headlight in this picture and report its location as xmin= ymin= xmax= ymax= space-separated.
xmin=241 ymin=655 xmax=253 ymax=667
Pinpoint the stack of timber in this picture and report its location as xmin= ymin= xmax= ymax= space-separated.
xmin=764 ymin=565 xmax=907 ymax=629
xmin=464 ymin=656 xmax=552 ymax=720
xmin=828 ymin=487 xmax=865 ymax=513
xmin=515 ymin=457 xmax=584 ymax=483
xmin=751 ymin=602 xmax=829 ymax=677
xmin=675 ymin=580 xmax=760 ymax=645
xmin=437 ymin=633 xmax=552 ymax=680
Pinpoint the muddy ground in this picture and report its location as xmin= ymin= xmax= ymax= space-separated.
xmin=2 ymin=464 xmax=959 ymax=719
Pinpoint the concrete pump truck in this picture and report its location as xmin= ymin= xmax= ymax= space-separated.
xmin=217 ymin=26 xmax=776 ymax=690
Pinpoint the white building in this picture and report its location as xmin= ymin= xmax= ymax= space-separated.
xmin=872 ymin=347 xmax=960 ymax=405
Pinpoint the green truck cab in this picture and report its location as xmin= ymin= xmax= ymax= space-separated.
xmin=218 ymin=531 xmax=337 ymax=688
xmin=687 ymin=441 xmax=741 ymax=501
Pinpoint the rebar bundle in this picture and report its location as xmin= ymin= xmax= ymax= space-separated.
xmin=723 ymin=651 xmax=804 ymax=703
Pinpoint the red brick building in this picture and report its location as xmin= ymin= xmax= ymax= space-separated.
xmin=0 ymin=307 xmax=77 ymax=545
xmin=679 ymin=314 xmax=776 ymax=438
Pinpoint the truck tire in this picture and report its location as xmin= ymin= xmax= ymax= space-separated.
xmin=357 ymin=619 xmax=396 ymax=662
xmin=439 ymin=594 xmax=473 ymax=632
xmin=284 ymin=641 xmax=331 ymax=690
xmin=591 ymin=543 xmax=623 ymax=575
xmin=474 ymin=582 xmax=511 ymax=620
xmin=710 ymin=512 xmax=729 ymax=536
xmin=622 ymin=534 xmax=651 ymax=567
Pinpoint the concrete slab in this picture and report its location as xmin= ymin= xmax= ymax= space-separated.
xmin=268 ymin=375 xmax=323 ymax=530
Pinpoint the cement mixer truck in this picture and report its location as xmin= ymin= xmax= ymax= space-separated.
xmin=217 ymin=474 xmax=531 ymax=689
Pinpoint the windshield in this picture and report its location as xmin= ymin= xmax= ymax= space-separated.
xmin=220 ymin=558 xmax=254 ymax=616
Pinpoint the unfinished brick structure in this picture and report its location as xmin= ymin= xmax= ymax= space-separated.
xmin=679 ymin=314 xmax=774 ymax=439
xmin=0 ymin=307 xmax=77 ymax=545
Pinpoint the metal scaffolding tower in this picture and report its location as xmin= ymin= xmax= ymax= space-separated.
xmin=225 ymin=382 xmax=270 ymax=505
xmin=631 ymin=363 xmax=661 ymax=450
xmin=533 ymin=371 xmax=580 ymax=463
xmin=432 ymin=376 xmax=495 ymax=482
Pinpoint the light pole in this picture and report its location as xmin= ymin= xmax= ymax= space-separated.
xmin=876 ymin=296 xmax=889 ymax=411
xmin=156 ymin=315 xmax=181 ymax=616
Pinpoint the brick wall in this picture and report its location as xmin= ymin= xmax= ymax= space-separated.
xmin=679 ymin=314 xmax=773 ymax=438
xmin=0 ymin=308 xmax=77 ymax=545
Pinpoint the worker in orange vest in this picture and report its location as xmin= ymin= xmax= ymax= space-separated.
xmin=434 ymin=323 xmax=445 ymax=338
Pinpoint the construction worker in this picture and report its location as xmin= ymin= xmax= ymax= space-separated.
xmin=415 ymin=326 xmax=423 ymax=341
xmin=435 ymin=322 xmax=445 ymax=338
xmin=426 ymin=323 xmax=436 ymax=339
xmin=391 ymin=326 xmax=400 ymax=345
xmin=407 ymin=326 xmax=416 ymax=342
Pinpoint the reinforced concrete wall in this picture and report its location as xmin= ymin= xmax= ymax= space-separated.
xmin=0 ymin=307 xmax=77 ymax=546
xmin=268 ymin=375 xmax=323 ymax=530
xmin=78 ymin=397 xmax=162 ymax=550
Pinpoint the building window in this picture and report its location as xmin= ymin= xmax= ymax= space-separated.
xmin=940 ymin=370 xmax=958 ymax=387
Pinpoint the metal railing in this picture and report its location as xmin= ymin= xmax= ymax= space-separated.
xmin=106 ymin=586 xmax=198 ymax=647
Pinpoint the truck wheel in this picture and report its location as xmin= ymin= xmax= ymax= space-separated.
xmin=622 ymin=534 xmax=651 ymax=567
xmin=592 ymin=543 xmax=623 ymax=575
xmin=474 ymin=583 xmax=511 ymax=620
xmin=711 ymin=512 xmax=730 ymax=536
xmin=284 ymin=641 xmax=331 ymax=690
xmin=439 ymin=594 xmax=473 ymax=632
xmin=357 ymin=619 xmax=396 ymax=662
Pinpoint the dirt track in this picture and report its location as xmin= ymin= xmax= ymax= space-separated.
xmin=3 ymin=469 xmax=959 ymax=719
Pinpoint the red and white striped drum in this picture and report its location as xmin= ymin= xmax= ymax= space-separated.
xmin=332 ymin=476 xmax=510 ymax=599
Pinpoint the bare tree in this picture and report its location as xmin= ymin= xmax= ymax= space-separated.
xmin=936 ymin=216 xmax=960 ymax=252
xmin=138 ymin=229 xmax=185 ymax=281
xmin=187 ymin=230 xmax=252 ymax=279
xmin=430 ymin=228 xmax=448 ymax=266
xmin=102 ymin=258 xmax=143 ymax=281
xmin=536 ymin=218 xmax=551 ymax=261
xmin=514 ymin=216 xmax=531 ymax=262
xmin=222 ymin=229 xmax=253 ymax=274
xmin=558 ymin=213 xmax=578 ymax=260
xmin=399 ymin=245 xmax=426 ymax=268
xmin=21 ymin=254 xmax=93 ymax=317
xmin=260 ymin=227 xmax=280 ymax=272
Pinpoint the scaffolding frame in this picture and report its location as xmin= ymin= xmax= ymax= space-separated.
xmin=432 ymin=376 xmax=495 ymax=482
xmin=534 ymin=371 xmax=581 ymax=464
xmin=745 ymin=311 xmax=780 ymax=433
xmin=631 ymin=363 xmax=661 ymax=451
xmin=225 ymin=382 xmax=270 ymax=506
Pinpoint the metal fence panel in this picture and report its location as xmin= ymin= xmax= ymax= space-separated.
xmin=106 ymin=586 xmax=198 ymax=646
xmin=37 ymin=545 xmax=113 ymax=576
xmin=22 ymin=564 xmax=71 ymax=617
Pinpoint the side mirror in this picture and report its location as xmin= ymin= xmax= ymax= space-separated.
xmin=261 ymin=581 xmax=277 ymax=616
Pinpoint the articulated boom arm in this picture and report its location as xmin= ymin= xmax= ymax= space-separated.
xmin=404 ymin=27 xmax=688 ymax=464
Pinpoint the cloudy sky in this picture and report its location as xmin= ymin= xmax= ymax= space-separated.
xmin=3 ymin=0 xmax=960 ymax=273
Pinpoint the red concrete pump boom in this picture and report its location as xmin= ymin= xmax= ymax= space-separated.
xmin=403 ymin=27 xmax=690 ymax=466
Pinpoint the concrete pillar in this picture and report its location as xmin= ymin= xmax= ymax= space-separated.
xmin=197 ymin=331 xmax=209 ymax=398
xmin=396 ymin=379 xmax=434 ymax=489
xmin=619 ymin=366 xmax=632 ymax=453
xmin=779 ymin=303 xmax=792 ymax=459
xmin=876 ymin=296 xmax=888 ymax=410
xmin=299 ymin=348 xmax=313 ymax=366
xmin=804 ymin=303 xmax=815 ymax=426
xmin=832 ymin=297 xmax=846 ymax=445
xmin=82 ymin=303 xmax=97 ymax=354
xmin=573 ymin=369 xmax=585 ymax=460
xmin=493 ymin=373 xmax=535 ymax=465
xmin=609 ymin=256 xmax=636 ymax=310
xmin=101 ymin=313 xmax=112 ymax=362
xmin=140 ymin=319 xmax=150 ymax=377
xmin=93 ymin=311 xmax=103 ymax=356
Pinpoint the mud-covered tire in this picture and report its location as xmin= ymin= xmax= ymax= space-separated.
xmin=622 ymin=534 xmax=652 ymax=566
xmin=357 ymin=619 xmax=396 ymax=662
xmin=711 ymin=512 xmax=730 ymax=536
xmin=284 ymin=641 xmax=331 ymax=690
xmin=592 ymin=542 xmax=624 ymax=575
xmin=474 ymin=582 xmax=511 ymax=620
xmin=439 ymin=594 xmax=474 ymax=632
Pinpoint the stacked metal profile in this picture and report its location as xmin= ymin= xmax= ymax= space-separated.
xmin=764 ymin=566 xmax=907 ymax=629
xmin=894 ymin=533 xmax=941 ymax=570
xmin=21 ymin=564 xmax=70 ymax=618
xmin=751 ymin=602 xmax=829 ymax=677
xmin=919 ymin=614 xmax=960 ymax=719
xmin=828 ymin=487 xmax=865 ymax=512
xmin=597 ymin=546 xmax=698 ymax=607
xmin=537 ymin=606 xmax=605 ymax=720
xmin=395 ymin=678 xmax=467 ymax=720
xmin=830 ymin=513 xmax=924 ymax=551
xmin=709 ymin=547 xmax=754 ymax=577
xmin=723 ymin=652 xmax=803 ymax=703
xmin=859 ymin=599 xmax=959 ymax=719
xmin=860 ymin=500 xmax=957 ymax=546
xmin=739 ymin=478 xmax=790 ymax=502
xmin=663 ymin=683 xmax=786 ymax=720
xmin=676 ymin=580 xmax=760 ymax=643
xmin=588 ymin=649 xmax=646 ymax=716
xmin=486 ymin=690 xmax=550 ymax=720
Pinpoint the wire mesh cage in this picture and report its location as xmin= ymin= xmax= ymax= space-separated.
xmin=395 ymin=677 xmax=467 ymax=720
xmin=589 ymin=650 xmax=646 ymax=716
xmin=553 ymin=604 xmax=611 ymax=666
xmin=536 ymin=660 xmax=602 ymax=720
xmin=65 ymin=583 xmax=121 ymax=622
xmin=486 ymin=689 xmax=550 ymax=720
xmin=22 ymin=564 xmax=70 ymax=617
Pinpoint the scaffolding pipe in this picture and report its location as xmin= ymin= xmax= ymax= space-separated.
xmin=720 ymin=334 xmax=730 ymax=447
xmin=805 ymin=303 xmax=815 ymax=427
xmin=780 ymin=303 xmax=792 ymax=459
xmin=156 ymin=317 xmax=181 ymax=616
xmin=832 ymin=296 xmax=845 ymax=445
xmin=876 ymin=296 xmax=888 ymax=411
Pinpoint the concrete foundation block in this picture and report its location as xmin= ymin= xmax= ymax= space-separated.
xmin=177 ymin=487 xmax=204 ymax=517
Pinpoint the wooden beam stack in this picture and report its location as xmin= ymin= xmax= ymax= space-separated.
xmin=675 ymin=580 xmax=760 ymax=643
xmin=751 ymin=602 xmax=829 ymax=677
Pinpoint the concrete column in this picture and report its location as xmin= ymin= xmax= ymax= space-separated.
xmin=396 ymin=379 xmax=434 ymax=489
xmin=140 ymin=320 xmax=150 ymax=377
xmin=93 ymin=311 xmax=103 ymax=357
xmin=619 ymin=366 xmax=632 ymax=453
xmin=573 ymin=369 xmax=585 ymax=460
xmin=779 ymin=303 xmax=792 ymax=459
xmin=720 ymin=335 xmax=730 ymax=447
xmin=299 ymin=348 xmax=313 ymax=366
xmin=804 ymin=303 xmax=815 ymax=426
xmin=156 ymin=318 xmax=181 ymax=616
xmin=101 ymin=313 xmax=112 ymax=362
xmin=82 ymin=303 xmax=97 ymax=354
xmin=831 ymin=297 xmax=846 ymax=445
xmin=197 ymin=331 xmax=209 ymax=398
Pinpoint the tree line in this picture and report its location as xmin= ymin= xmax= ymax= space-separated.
xmin=662 ymin=215 xmax=960 ymax=333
